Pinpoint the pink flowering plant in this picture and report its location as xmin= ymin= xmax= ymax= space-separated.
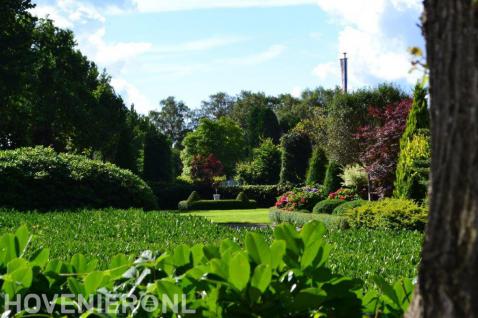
xmin=275 ymin=186 xmax=326 ymax=211
xmin=328 ymin=188 xmax=360 ymax=201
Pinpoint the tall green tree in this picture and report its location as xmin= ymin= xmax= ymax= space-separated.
xmin=149 ymin=97 xmax=191 ymax=146
xmin=181 ymin=117 xmax=245 ymax=178
xmin=0 ymin=0 xmax=36 ymax=149
xmin=246 ymin=105 xmax=281 ymax=150
xmin=143 ymin=125 xmax=172 ymax=183
xmin=199 ymin=92 xmax=235 ymax=120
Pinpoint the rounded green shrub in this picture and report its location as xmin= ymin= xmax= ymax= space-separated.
xmin=332 ymin=200 xmax=366 ymax=215
xmin=306 ymin=147 xmax=328 ymax=185
xmin=346 ymin=198 xmax=428 ymax=231
xmin=0 ymin=147 xmax=157 ymax=210
xmin=187 ymin=191 xmax=201 ymax=202
xmin=313 ymin=199 xmax=346 ymax=214
xmin=236 ymin=191 xmax=248 ymax=202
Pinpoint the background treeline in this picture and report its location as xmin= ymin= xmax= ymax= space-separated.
xmin=1 ymin=0 xmax=430 ymax=210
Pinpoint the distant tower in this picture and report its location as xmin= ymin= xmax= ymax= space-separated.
xmin=340 ymin=52 xmax=348 ymax=94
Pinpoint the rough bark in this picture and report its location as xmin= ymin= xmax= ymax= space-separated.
xmin=407 ymin=0 xmax=478 ymax=317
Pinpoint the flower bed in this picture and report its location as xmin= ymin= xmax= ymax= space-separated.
xmin=274 ymin=186 xmax=326 ymax=212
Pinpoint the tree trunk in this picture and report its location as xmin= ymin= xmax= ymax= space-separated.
xmin=407 ymin=1 xmax=478 ymax=317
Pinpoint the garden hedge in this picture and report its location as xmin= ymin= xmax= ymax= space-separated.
xmin=0 ymin=147 xmax=157 ymax=210
xmin=152 ymin=183 xmax=294 ymax=210
xmin=313 ymin=199 xmax=346 ymax=214
xmin=346 ymin=198 xmax=428 ymax=231
xmin=178 ymin=199 xmax=257 ymax=211
xmin=269 ymin=208 xmax=346 ymax=228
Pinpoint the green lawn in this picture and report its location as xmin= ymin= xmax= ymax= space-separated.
xmin=0 ymin=208 xmax=423 ymax=289
xmin=183 ymin=208 xmax=271 ymax=224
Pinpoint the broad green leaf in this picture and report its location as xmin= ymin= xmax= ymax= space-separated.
xmin=2 ymin=258 xmax=33 ymax=298
xmin=172 ymin=245 xmax=191 ymax=267
xmin=15 ymin=225 xmax=31 ymax=257
xmin=70 ymin=254 xmax=97 ymax=273
xmin=220 ymin=239 xmax=240 ymax=255
xmin=191 ymin=244 xmax=205 ymax=266
xmin=251 ymin=264 xmax=271 ymax=293
xmin=30 ymin=248 xmax=50 ymax=268
xmin=270 ymin=240 xmax=286 ymax=270
xmin=300 ymin=240 xmax=321 ymax=270
xmin=67 ymin=277 xmax=86 ymax=297
xmin=1 ymin=234 xmax=17 ymax=264
xmin=84 ymin=271 xmax=107 ymax=295
xmin=301 ymin=221 xmax=326 ymax=247
xmin=156 ymin=280 xmax=183 ymax=300
xmin=292 ymin=287 xmax=327 ymax=311
xmin=274 ymin=223 xmax=302 ymax=255
xmin=374 ymin=276 xmax=400 ymax=306
xmin=228 ymin=252 xmax=250 ymax=291
xmin=245 ymin=233 xmax=271 ymax=265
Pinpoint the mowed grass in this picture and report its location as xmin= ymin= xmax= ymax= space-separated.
xmin=0 ymin=208 xmax=423 ymax=288
xmin=0 ymin=208 xmax=270 ymax=268
xmin=183 ymin=208 xmax=271 ymax=224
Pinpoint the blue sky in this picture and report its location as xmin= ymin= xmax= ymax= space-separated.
xmin=31 ymin=0 xmax=424 ymax=113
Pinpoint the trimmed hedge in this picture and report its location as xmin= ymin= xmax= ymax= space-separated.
xmin=269 ymin=208 xmax=346 ymax=228
xmin=313 ymin=199 xmax=346 ymax=214
xmin=332 ymin=200 xmax=367 ymax=215
xmin=346 ymin=198 xmax=428 ymax=231
xmin=0 ymin=147 xmax=157 ymax=210
xmin=220 ymin=184 xmax=294 ymax=208
xmin=178 ymin=199 xmax=257 ymax=211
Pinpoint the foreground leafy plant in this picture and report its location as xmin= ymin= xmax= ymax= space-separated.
xmin=0 ymin=222 xmax=413 ymax=317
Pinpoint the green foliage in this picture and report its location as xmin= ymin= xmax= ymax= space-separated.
xmin=246 ymin=105 xmax=282 ymax=150
xmin=394 ymin=84 xmax=430 ymax=202
xmin=269 ymin=208 xmax=346 ymax=228
xmin=400 ymin=83 xmax=429 ymax=144
xmin=0 ymin=147 xmax=157 ymax=210
xmin=0 ymin=221 xmax=416 ymax=317
xmin=306 ymin=147 xmax=328 ymax=185
xmin=340 ymin=164 xmax=368 ymax=193
xmin=313 ymin=199 xmax=346 ymax=214
xmin=323 ymin=161 xmax=343 ymax=194
xmin=236 ymin=191 xmax=249 ymax=202
xmin=332 ymin=200 xmax=367 ymax=216
xmin=279 ymin=132 xmax=312 ymax=184
xmin=346 ymin=198 xmax=428 ymax=231
xmin=143 ymin=124 xmax=172 ymax=183
xmin=148 ymin=96 xmax=192 ymax=146
xmin=181 ymin=117 xmax=245 ymax=177
xmin=326 ymin=84 xmax=406 ymax=165
xmin=235 ymin=138 xmax=281 ymax=185
xmin=178 ymin=199 xmax=257 ymax=211
xmin=394 ymin=134 xmax=430 ymax=201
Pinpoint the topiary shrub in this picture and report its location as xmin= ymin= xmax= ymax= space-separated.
xmin=306 ymin=147 xmax=328 ymax=185
xmin=0 ymin=147 xmax=157 ymax=210
xmin=236 ymin=191 xmax=248 ymax=202
xmin=279 ymin=132 xmax=312 ymax=184
xmin=313 ymin=199 xmax=346 ymax=214
xmin=187 ymin=191 xmax=201 ymax=202
xmin=323 ymin=161 xmax=342 ymax=194
xmin=332 ymin=200 xmax=366 ymax=215
xmin=346 ymin=198 xmax=428 ymax=231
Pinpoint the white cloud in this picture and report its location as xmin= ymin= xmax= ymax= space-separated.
xmin=131 ymin=0 xmax=316 ymax=12
xmin=221 ymin=45 xmax=286 ymax=66
xmin=30 ymin=5 xmax=73 ymax=28
xmin=312 ymin=62 xmax=339 ymax=84
xmin=84 ymin=28 xmax=153 ymax=66
xmin=152 ymin=36 xmax=247 ymax=55
xmin=313 ymin=0 xmax=423 ymax=88
xmin=111 ymin=78 xmax=155 ymax=114
xmin=30 ymin=0 xmax=105 ymax=27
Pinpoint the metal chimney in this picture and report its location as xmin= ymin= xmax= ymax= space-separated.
xmin=340 ymin=52 xmax=348 ymax=93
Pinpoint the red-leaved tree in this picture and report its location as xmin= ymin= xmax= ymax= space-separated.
xmin=190 ymin=154 xmax=224 ymax=184
xmin=355 ymin=99 xmax=412 ymax=198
